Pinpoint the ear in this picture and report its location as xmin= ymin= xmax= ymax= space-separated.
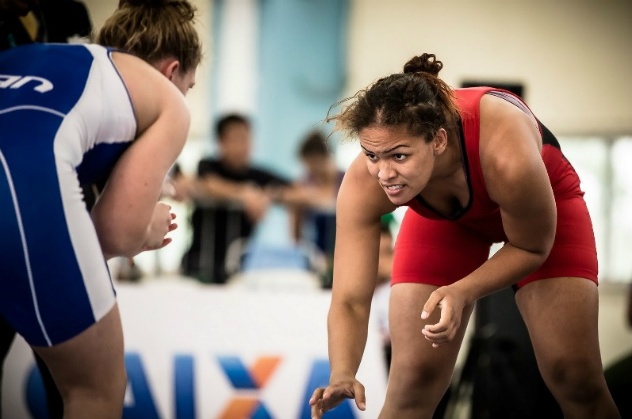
xmin=433 ymin=128 xmax=449 ymax=155
xmin=154 ymin=58 xmax=181 ymax=80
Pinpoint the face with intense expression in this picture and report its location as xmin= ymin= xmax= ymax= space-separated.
xmin=359 ymin=124 xmax=447 ymax=206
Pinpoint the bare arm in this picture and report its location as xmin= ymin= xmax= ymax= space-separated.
xmin=91 ymin=52 xmax=190 ymax=258
xmin=196 ymin=174 xmax=257 ymax=202
xmin=423 ymin=94 xmax=557 ymax=345
xmin=310 ymin=153 xmax=396 ymax=417
xmin=460 ymin=94 xmax=556 ymax=298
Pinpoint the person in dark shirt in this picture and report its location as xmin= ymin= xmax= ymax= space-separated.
xmin=176 ymin=113 xmax=291 ymax=284
xmin=288 ymin=130 xmax=345 ymax=287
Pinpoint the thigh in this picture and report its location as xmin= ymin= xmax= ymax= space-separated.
xmin=33 ymin=304 xmax=125 ymax=399
xmin=383 ymin=283 xmax=474 ymax=415
xmin=392 ymin=209 xmax=491 ymax=287
xmin=515 ymin=277 xmax=603 ymax=379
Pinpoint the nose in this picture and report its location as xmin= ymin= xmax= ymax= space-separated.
xmin=377 ymin=161 xmax=395 ymax=181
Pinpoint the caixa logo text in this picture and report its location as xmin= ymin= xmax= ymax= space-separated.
xmin=24 ymin=352 xmax=357 ymax=419
xmin=0 ymin=74 xmax=53 ymax=93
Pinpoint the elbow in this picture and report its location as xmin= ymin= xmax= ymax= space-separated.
xmin=331 ymin=296 xmax=372 ymax=320
xmin=540 ymin=222 xmax=557 ymax=260
xmin=542 ymin=238 xmax=555 ymax=261
xmin=524 ymin=235 xmax=555 ymax=272
xmin=534 ymin=245 xmax=552 ymax=269
xmin=530 ymin=214 xmax=557 ymax=266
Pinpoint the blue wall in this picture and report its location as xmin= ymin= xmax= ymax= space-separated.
xmin=256 ymin=0 xmax=349 ymax=178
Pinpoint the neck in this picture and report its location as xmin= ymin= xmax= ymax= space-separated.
xmin=432 ymin=127 xmax=463 ymax=180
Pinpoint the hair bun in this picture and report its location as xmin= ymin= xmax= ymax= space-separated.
xmin=117 ymin=0 xmax=196 ymax=19
xmin=118 ymin=0 xmax=169 ymax=7
xmin=403 ymin=53 xmax=443 ymax=77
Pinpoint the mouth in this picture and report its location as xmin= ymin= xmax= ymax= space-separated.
xmin=381 ymin=183 xmax=404 ymax=196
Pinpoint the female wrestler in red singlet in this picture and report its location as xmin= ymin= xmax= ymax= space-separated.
xmin=310 ymin=53 xmax=620 ymax=419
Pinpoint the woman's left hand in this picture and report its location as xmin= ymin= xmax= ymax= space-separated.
xmin=420 ymin=285 xmax=470 ymax=347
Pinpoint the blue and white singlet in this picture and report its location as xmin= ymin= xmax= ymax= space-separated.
xmin=0 ymin=43 xmax=137 ymax=346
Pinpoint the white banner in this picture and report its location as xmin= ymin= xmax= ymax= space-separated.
xmin=3 ymin=277 xmax=388 ymax=419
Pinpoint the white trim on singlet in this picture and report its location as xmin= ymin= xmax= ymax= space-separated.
xmin=0 ymin=150 xmax=52 ymax=346
xmin=52 ymin=45 xmax=128 ymax=323
xmin=0 ymin=105 xmax=65 ymax=118
xmin=487 ymin=90 xmax=539 ymax=130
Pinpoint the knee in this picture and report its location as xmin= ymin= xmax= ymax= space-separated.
xmin=389 ymin=357 xmax=451 ymax=406
xmin=541 ymin=355 xmax=605 ymax=402
xmin=394 ymin=356 xmax=448 ymax=385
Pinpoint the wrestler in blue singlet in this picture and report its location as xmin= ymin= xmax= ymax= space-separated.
xmin=0 ymin=43 xmax=136 ymax=346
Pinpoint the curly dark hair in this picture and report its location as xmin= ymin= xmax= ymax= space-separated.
xmin=328 ymin=53 xmax=460 ymax=143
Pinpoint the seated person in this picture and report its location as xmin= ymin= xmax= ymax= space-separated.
xmin=175 ymin=113 xmax=291 ymax=284
xmin=373 ymin=216 xmax=396 ymax=373
xmin=289 ymin=130 xmax=345 ymax=287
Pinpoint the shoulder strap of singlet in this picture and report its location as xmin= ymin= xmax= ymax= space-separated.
xmin=455 ymin=86 xmax=555 ymax=195
xmin=454 ymin=87 xmax=489 ymax=196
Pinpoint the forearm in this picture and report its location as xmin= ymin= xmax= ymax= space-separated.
xmin=95 ymin=229 xmax=146 ymax=259
xmin=453 ymin=242 xmax=549 ymax=303
xmin=195 ymin=176 xmax=252 ymax=203
xmin=92 ymin=199 xmax=155 ymax=258
xmin=327 ymin=301 xmax=371 ymax=381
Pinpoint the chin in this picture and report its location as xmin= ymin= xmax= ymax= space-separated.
xmin=386 ymin=194 xmax=410 ymax=207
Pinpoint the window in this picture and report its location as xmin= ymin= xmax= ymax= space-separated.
xmin=559 ymin=136 xmax=632 ymax=283
xmin=609 ymin=137 xmax=632 ymax=282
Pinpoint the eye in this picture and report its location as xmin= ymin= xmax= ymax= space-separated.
xmin=364 ymin=152 xmax=378 ymax=162
xmin=393 ymin=153 xmax=407 ymax=161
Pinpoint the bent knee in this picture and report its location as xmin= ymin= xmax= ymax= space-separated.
xmin=541 ymin=356 xmax=606 ymax=402
xmin=392 ymin=356 xmax=451 ymax=385
xmin=388 ymin=359 xmax=453 ymax=407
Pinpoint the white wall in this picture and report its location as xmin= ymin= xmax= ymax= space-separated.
xmin=597 ymin=282 xmax=632 ymax=368
xmin=346 ymin=0 xmax=632 ymax=136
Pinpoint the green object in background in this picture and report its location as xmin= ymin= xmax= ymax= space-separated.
xmin=381 ymin=212 xmax=396 ymax=228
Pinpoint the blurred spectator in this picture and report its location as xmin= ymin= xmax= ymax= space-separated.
xmin=174 ymin=113 xmax=292 ymax=284
xmin=39 ymin=0 xmax=92 ymax=43
xmin=373 ymin=215 xmax=395 ymax=373
xmin=288 ymin=130 xmax=345 ymax=287
xmin=0 ymin=0 xmax=46 ymax=49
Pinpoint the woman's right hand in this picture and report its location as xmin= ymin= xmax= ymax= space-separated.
xmin=141 ymin=202 xmax=176 ymax=252
xmin=309 ymin=378 xmax=366 ymax=419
